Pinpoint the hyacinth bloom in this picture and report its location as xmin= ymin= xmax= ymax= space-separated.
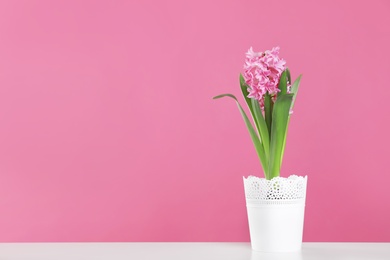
xmin=213 ymin=47 xmax=302 ymax=180
xmin=244 ymin=47 xmax=287 ymax=110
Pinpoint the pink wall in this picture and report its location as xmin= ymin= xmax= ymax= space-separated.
xmin=0 ymin=0 xmax=389 ymax=242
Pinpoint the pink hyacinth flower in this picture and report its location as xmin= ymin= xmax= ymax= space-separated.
xmin=243 ymin=46 xmax=287 ymax=110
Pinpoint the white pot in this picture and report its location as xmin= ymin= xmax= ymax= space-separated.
xmin=243 ymin=175 xmax=307 ymax=252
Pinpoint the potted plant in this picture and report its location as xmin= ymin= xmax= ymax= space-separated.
xmin=214 ymin=47 xmax=307 ymax=252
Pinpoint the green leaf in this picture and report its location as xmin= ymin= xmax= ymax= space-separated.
xmin=239 ymin=74 xmax=270 ymax=159
xmin=213 ymin=93 xmax=236 ymax=100
xmin=286 ymin=67 xmax=291 ymax=85
xmin=239 ymin=74 xmax=257 ymax=123
xmin=264 ymin=93 xmax=273 ymax=136
xmin=213 ymin=93 xmax=269 ymax=178
xmin=268 ymin=94 xmax=294 ymax=179
xmin=277 ymin=70 xmax=288 ymax=97
xmin=278 ymin=75 xmax=302 ymax=169
xmin=290 ymin=75 xmax=302 ymax=110
xmin=250 ymin=98 xmax=270 ymax=160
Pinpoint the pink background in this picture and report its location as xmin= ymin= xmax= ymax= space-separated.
xmin=0 ymin=0 xmax=389 ymax=242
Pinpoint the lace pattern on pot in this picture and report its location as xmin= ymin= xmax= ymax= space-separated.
xmin=243 ymin=175 xmax=307 ymax=203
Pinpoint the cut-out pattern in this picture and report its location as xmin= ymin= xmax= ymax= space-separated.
xmin=244 ymin=175 xmax=307 ymax=204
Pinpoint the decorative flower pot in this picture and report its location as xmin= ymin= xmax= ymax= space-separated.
xmin=243 ymin=175 xmax=307 ymax=252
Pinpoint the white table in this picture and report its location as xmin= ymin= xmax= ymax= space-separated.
xmin=0 ymin=243 xmax=389 ymax=259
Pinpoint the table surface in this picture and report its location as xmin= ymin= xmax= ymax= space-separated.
xmin=0 ymin=243 xmax=389 ymax=260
